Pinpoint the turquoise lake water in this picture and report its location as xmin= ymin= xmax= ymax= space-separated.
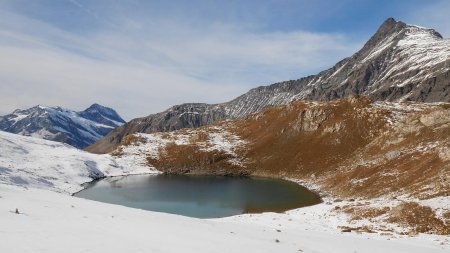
xmin=75 ymin=174 xmax=321 ymax=218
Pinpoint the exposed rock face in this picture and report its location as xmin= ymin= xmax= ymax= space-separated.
xmin=87 ymin=18 xmax=450 ymax=154
xmin=87 ymin=103 xmax=227 ymax=153
xmin=0 ymin=104 xmax=126 ymax=149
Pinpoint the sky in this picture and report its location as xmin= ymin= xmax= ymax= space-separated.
xmin=0 ymin=0 xmax=449 ymax=120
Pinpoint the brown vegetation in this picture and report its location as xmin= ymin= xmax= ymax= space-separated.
xmin=189 ymin=132 xmax=209 ymax=143
xmin=339 ymin=206 xmax=391 ymax=221
xmin=110 ymin=134 xmax=146 ymax=157
xmin=121 ymin=134 xmax=145 ymax=147
xmin=444 ymin=211 xmax=450 ymax=220
xmin=236 ymin=97 xmax=382 ymax=178
xmin=147 ymin=142 xmax=250 ymax=176
xmin=110 ymin=147 xmax=124 ymax=157
xmin=229 ymin=97 xmax=450 ymax=200
xmin=339 ymin=225 xmax=375 ymax=233
xmin=386 ymin=202 xmax=450 ymax=235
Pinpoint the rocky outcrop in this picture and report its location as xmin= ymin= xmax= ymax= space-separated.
xmin=87 ymin=18 xmax=450 ymax=154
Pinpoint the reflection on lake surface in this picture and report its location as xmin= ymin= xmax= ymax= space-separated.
xmin=75 ymin=174 xmax=321 ymax=218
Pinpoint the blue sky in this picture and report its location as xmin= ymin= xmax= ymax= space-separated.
xmin=0 ymin=0 xmax=449 ymax=119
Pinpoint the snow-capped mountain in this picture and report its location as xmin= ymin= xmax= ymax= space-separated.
xmin=0 ymin=103 xmax=126 ymax=149
xmin=87 ymin=18 xmax=450 ymax=153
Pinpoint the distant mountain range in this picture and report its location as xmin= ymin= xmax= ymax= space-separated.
xmin=87 ymin=18 xmax=450 ymax=154
xmin=0 ymin=103 xmax=125 ymax=149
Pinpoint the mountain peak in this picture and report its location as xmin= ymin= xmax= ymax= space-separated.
xmin=379 ymin=17 xmax=404 ymax=31
xmin=80 ymin=103 xmax=126 ymax=124
xmin=30 ymin=105 xmax=46 ymax=110
xmin=85 ymin=103 xmax=109 ymax=111
xmin=83 ymin=103 xmax=116 ymax=116
xmin=377 ymin=17 xmax=408 ymax=35
xmin=373 ymin=18 xmax=444 ymax=41
xmin=358 ymin=18 xmax=406 ymax=54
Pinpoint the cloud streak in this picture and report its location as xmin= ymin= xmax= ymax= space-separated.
xmin=0 ymin=1 xmax=363 ymax=120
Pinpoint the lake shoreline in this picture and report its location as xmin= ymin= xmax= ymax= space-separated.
xmin=74 ymin=174 xmax=323 ymax=218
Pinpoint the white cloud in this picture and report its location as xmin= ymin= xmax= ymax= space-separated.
xmin=0 ymin=6 xmax=361 ymax=120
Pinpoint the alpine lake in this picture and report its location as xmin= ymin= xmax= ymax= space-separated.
xmin=75 ymin=174 xmax=321 ymax=218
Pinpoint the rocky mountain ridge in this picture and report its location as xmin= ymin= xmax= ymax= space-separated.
xmin=87 ymin=18 xmax=450 ymax=154
xmin=0 ymin=103 xmax=126 ymax=148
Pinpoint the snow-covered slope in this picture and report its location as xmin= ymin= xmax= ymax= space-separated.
xmin=1 ymin=184 xmax=448 ymax=253
xmin=0 ymin=131 xmax=153 ymax=193
xmin=88 ymin=18 xmax=450 ymax=154
xmin=0 ymin=125 xmax=448 ymax=252
xmin=0 ymin=103 xmax=126 ymax=149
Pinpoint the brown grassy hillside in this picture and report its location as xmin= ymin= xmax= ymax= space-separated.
xmin=131 ymin=96 xmax=449 ymax=199
xmin=111 ymin=96 xmax=450 ymax=234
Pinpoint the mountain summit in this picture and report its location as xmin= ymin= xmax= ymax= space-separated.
xmin=0 ymin=104 xmax=125 ymax=148
xmin=79 ymin=103 xmax=125 ymax=127
xmin=87 ymin=18 xmax=450 ymax=154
